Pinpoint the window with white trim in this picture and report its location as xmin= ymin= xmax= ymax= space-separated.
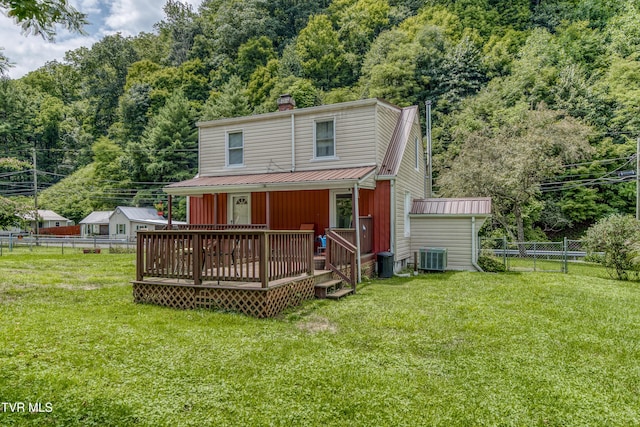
xmin=117 ymin=224 xmax=126 ymax=234
xmin=227 ymin=131 xmax=244 ymax=166
xmin=314 ymin=119 xmax=335 ymax=158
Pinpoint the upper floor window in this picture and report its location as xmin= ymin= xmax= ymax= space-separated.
xmin=227 ymin=131 xmax=244 ymax=166
xmin=314 ymin=119 xmax=335 ymax=158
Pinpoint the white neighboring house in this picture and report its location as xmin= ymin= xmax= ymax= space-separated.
xmin=109 ymin=206 xmax=184 ymax=240
xmin=79 ymin=211 xmax=113 ymax=237
xmin=20 ymin=209 xmax=73 ymax=232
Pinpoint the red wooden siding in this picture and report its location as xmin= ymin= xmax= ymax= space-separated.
xmin=188 ymin=194 xmax=227 ymax=224
xmin=186 ymin=186 xmax=389 ymax=253
xmin=372 ymin=181 xmax=391 ymax=253
xmin=189 ymin=191 xmax=328 ymax=234
xmin=358 ymin=188 xmax=375 ymax=217
xmin=252 ymin=192 xmax=266 ymax=224
xmin=266 ymin=190 xmax=329 ymax=234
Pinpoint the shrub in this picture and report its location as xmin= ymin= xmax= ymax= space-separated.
xmin=478 ymin=252 xmax=506 ymax=272
xmin=583 ymin=214 xmax=640 ymax=280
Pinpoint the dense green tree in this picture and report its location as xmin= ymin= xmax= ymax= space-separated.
xmin=437 ymin=106 xmax=593 ymax=243
xmin=201 ymin=75 xmax=251 ymax=120
xmin=295 ymin=15 xmax=349 ymax=90
xmin=330 ymin=0 xmax=391 ymax=56
xmin=236 ymin=37 xmax=277 ymax=82
xmin=117 ymin=83 xmax=152 ymax=145
xmin=142 ymin=92 xmax=198 ymax=185
xmin=435 ymin=34 xmax=487 ymax=112
xmin=607 ymin=1 xmax=640 ymax=59
xmin=155 ymin=0 xmax=199 ymax=66
xmin=74 ymin=34 xmax=140 ymax=136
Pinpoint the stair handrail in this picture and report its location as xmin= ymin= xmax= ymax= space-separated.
xmin=325 ymin=229 xmax=357 ymax=290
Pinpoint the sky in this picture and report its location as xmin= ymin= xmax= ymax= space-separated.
xmin=0 ymin=0 xmax=202 ymax=79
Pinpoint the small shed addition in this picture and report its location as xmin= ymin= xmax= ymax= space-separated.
xmin=409 ymin=198 xmax=492 ymax=271
xmin=79 ymin=211 xmax=113 ymax=237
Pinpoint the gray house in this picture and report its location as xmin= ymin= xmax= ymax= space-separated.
xmin=109 ymin=207 xmax=181 ymax=240
xmin=79 ymin=211 xmax=112 ymax=237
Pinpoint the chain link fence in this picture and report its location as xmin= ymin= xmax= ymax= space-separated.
xmin=0 ymin=235 xmax=136 ymax=256
xmin=481 ymin=238 xmax=589 ymax=273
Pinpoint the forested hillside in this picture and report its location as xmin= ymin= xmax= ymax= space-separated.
xmin=1 ymin=0 xmax=639 ymax=240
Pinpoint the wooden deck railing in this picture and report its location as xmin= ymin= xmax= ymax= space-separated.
xmin=136 ymin=230 xmax=314 ymax=288
xmin=328 ymin=216 xmax=373 ymax=255
xmin=165 ymin=224 xmax=268 ymax=230
xmin=325 ymin=229 xmax=357 ymax=290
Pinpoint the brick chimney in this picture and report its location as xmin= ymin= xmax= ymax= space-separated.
xmin=277 ymin=94 xmax=295 ymax=111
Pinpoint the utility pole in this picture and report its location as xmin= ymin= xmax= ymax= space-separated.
xmin=33 ymin=148 xmax=39 ymax=237
xmin=425 ymin=100 xmax=433 ymax=198
xmin=636 ymin=137 xmax=640 ymax=220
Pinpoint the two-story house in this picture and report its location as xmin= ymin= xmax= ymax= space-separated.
xmin=163 ymin=97 xmax=427 ymax=274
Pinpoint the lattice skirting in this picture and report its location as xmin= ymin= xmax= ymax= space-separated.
xmin=133 ymin=277 xmax=315 ymax=318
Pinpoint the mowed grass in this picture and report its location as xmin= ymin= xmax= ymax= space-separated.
xmin=1 ymin=252 xmax=639 ymax=426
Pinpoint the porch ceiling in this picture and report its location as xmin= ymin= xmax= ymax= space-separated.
xmin=164 ymin=166 xmax=377 ymax=195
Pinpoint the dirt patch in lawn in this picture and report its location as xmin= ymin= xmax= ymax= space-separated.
xmin=297 ymin=315 xmax=338 ymax=334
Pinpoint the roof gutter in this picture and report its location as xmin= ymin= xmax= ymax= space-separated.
xmin=471 ymin=216 xmax=483 ymax=272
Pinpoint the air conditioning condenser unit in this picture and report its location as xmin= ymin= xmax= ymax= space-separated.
xmin=419 ymin=247 xmax=447 ymax=271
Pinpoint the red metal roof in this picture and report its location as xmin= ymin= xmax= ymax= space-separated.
xmin=165 ymin=166 xmax=377 ymax=193
xmin=410 ymin=198 xmax=492 ymax=216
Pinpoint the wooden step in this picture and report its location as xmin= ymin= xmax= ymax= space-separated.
xmin=314 ymin=279 xmax=342 ymax=299
xmin=326 ymin=288 xmax=354 ymax=300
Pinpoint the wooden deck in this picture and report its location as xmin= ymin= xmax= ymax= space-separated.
xmin=133 ymin=227 xmax=366 ymax=317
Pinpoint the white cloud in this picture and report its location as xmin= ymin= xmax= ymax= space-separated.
xmin=1 ymin=0 xmax=202 ymax=79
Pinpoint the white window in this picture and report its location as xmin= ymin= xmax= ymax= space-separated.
xmin=227 ymin=131 xmax=244 ymax=166
xmin=55 ymin=222 xmax=60 ymax=227
xmin=415 ymin=137 xmax=420 ymax=171
xmin=117 ymin=224 xmax=126 ymax=234
xmin=314 ymin=119 xmax=335 ymax=158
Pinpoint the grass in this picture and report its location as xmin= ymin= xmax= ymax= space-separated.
xmin=1 ymin=252 xmax=640 ymax=426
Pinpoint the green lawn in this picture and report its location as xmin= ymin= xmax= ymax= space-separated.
xmin=1 ymin=253 xmax=639 ymax=426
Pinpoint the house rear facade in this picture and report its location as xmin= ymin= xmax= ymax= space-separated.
xmin=165 ymin=98 xmax=426 ymax=272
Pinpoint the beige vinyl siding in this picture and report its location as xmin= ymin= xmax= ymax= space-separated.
xmin=199 ymin=100 xmax=389 ymax=176
xmin=200 ymin=115 xmax=293 ymax=176
xmin=375 ymin=104 xmax=401 ymax=164
xmin=393 ymin=118 xmax=426 ymax=265
xmin=409 ymin=217 xmax=474 ymax=270
xmin=293 ymin=103 xmax=378 ymax=171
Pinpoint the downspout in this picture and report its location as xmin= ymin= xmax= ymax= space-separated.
xmin=291 ymin=113 xmax=296 ymax=172
xmin=354 ymin=183 xmax=361 ymax=283
xmin=471 ymin=216 xmax=483 ymax=272
xmin=390 ymin=179 xmax=396 ymax=259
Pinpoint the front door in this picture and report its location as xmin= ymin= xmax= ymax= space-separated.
xmin=229 ymin=194 xmax=250 ymax=224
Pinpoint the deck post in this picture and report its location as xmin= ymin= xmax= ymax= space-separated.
xmin=260 ymin=232 xmax=269 ymax=288
xmin=307 ymin=231 xmax=314 ymax=276
xmin=324 ymin=229 xmax=331 ymax=270
xmin=353 ymin=183 xmax=361 ymax=284
xmin=136 ymin=233 xmax=144 ymax=281
xmin=193 ymin=233 xmax=202 ymax=286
